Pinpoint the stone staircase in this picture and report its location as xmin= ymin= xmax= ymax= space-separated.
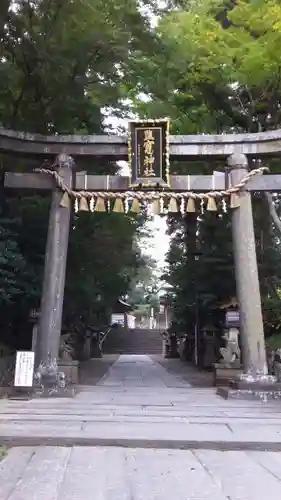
xmin=103 ymin=327 xmax=163 ymax=355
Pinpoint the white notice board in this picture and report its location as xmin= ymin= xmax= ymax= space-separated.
xmin=14 ymin=351 xmax=35 ymax=387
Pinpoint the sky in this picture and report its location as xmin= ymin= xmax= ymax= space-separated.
xmin=139 ymin=214 xmax=170 ymax=272
xmin=146 ymin=216 xmax=170 ymax=268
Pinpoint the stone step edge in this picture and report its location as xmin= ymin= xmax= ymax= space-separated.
xmin=0 ymin=435 xmax=281 ymax=451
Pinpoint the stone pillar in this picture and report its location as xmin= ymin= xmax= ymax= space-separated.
xmin=228 ymin=153 xmax=267 ymax=375
xmin=35 ymin=154 xmax=74 ymax=387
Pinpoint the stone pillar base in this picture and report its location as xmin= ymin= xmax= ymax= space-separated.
xmin=213 ymin=363 xmax=243 ymax=387
xmin=9 ymin=385 xmax=76 ymax=400
xmin=9 ymin=388 xmax=31 ymax=400
xmin=32 ymin=367 xmax=76 ymax=398
xmin=58 ymin=360 xmax=79 ymax=384
xmin=217 ymin=374 xmax=281 ymax=400
xmin=32 ymin=386 xmax=76 ymax=398
xmin=10 ymin=360 xmax=77 ymax=399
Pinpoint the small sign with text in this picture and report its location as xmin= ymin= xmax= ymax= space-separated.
xmin=14 ymin=351 xmax=35 ymax=387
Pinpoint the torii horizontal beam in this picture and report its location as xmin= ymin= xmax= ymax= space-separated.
xmin=4 ymin=171 xmax=281 ymax=192
xmin=1 ymin=127 xmax=281 ymax=159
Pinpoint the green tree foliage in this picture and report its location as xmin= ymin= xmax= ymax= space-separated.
xmin=0 ymin=0 xmax=156 ymax=349
xmin=65 ymin=212 xmax=146 ymax=325
xmin=130 ymin=0 xmax=281 ymax=336
xmin=127 ymin=253 xmax=160 ymax=310
xmin=0 ymin=211 xmax=29 ymax=306
xmin=0 ymin=192 xmax=48 ymax=349
xmin=1 ymin=0 xmax=156 ymax=133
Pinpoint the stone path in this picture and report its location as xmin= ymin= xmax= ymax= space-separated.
xmin=2 ymin=446 xmax=281 ymax=500
xmin=98 ymin=353 xmax=191 ymax=387
xmin=1 ymin=355 xmax=281 ymax=498
xmin=0 ymin=355 xmax=281 ymax=449
xmin=79 ymin=354 xmax=119 ymax=386
xmin=151 ymin=354 xmax=213 ymax=387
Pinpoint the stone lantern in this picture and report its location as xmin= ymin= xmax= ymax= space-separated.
xmin=28 ymin=308 xmax=40 ymax=353
xmin=213 ymin=298 xmax=243 ymax=386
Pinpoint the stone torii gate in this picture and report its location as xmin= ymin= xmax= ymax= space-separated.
xmin=1 ymin=122 xmax=281 ymax=393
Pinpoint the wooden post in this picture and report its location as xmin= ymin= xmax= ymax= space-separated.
xmin=31 ymin=324 xmax=38 ymax=353
xmin=228 ymin=153 xmax=267 ymax=375
xmin=35 ymin=154 xmax=74 ymax=385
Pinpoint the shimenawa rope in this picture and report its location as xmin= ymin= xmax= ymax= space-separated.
xmin=34 ymin=166 xmax=268 ymax=213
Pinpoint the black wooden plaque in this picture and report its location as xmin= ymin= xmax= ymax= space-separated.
xmin=128 ymin=119 xmax=170 ymax=187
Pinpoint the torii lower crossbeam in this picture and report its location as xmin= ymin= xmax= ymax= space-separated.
xmin=5 ymin=172 xmax=281 ymax=192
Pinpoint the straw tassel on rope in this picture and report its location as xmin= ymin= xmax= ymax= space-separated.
xmin=130 ymin=198 xmax=141 ymax=213
xmin=186 ymin=197 xmax=196 ymax=213
xmin=95 ymin=197 xmax=106 ymax=212
xmin=79 ymin=196 xmax=89 ymax=211
xmin=37 ymin=165 xmax=268 ymax=215
xmin=60 ymin=192 xmax=71 ymax=208
xmin=151 ymin=199 xmax=161 ymax=215
xmin=206 ymin=196 xmax=217 ymax=211
xmin=113 ymin=198 xmax=124 ymax=213
xmin=168 ymin=197 xmax=178 ymax=213
xmin=230 ymin=192 xmax=241 ymax=208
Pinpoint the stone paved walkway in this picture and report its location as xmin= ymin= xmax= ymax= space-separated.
xmin=97 ymin=353 xmax=191 ymax=388
xmin=79 ymin=354 xmax=119 ymax=385
xmin=0 ymin=355 xmax=281 ymax=448
xmin=1 ymin=355 xmax=281 ymax=498
xmin=151 ymin=354 xmax=213 ymax=387
xmin=2 ymin=446 xmax=281 ymax=500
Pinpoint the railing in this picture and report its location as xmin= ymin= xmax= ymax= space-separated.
xmin=98 ymin=326 xmax=113 ymax=349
